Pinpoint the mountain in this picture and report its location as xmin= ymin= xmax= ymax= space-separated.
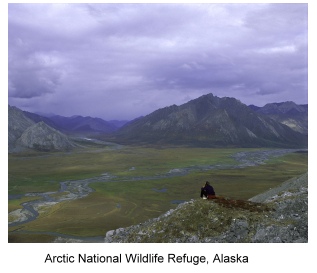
xmin=47 ymin=115 xmax=118 ymax=134
xmin=23 ymin=110 xmax=60 ymax=129
xmin=24 ymin=110 xmax=126 ymax=135
xmin=107 ymin=120 xmax=130 ymax=128
xmin=16 ymin=121 xmax=75 ymax=152
xmin=8 ymin=106 xmax=36 ymax=152
xmin=8 ymin=105 xmax=75 ymax=152
xmin=114 ymin=93 xmax=307 ymax=148
xmin=9 ymin=95 xmax=308 ymax=150
xmin=249 ymin=102 xmax=308 ymax=134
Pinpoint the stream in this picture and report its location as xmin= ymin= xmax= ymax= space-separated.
xmin=8 ymin=148 xmax=307 ymax=242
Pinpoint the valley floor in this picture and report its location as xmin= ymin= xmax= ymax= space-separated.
xmin=8 ymin=145 xmax=308 ymax=243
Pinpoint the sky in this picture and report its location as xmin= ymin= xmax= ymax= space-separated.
xmin=8 ymin=3 xmax=308 ymax=120
xmin=3 ymin=1 xmax=317 ymax=268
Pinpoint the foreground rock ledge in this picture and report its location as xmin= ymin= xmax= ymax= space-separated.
xmin=105 ymin=172 xmax=308 ymax=243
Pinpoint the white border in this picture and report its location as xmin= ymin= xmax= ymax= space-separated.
xmin=2 ymin=1 xmax=315 ymax=272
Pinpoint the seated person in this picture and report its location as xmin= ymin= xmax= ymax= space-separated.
xmin=200 ymin=181 xmax=216 ymax=199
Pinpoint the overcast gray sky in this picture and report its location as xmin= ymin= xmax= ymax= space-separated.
xmin=8 ymin=3 xmax=308 ymax=120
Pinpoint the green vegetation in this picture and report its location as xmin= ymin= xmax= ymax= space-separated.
xmin=8 ymin=146 xmax=247 ymax=194
xmin=112 ymin=198 xmax=273 ymax=243
xmin=8 ymin=233 xmax=56 ymax=243
xmin=8 ymin=145 xmax=307 ymax=242
xmin=8 ymin=196 xmax=40 ymax=212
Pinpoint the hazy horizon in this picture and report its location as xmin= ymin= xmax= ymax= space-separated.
xmin=9 ymin=92 xmax=308 ymax=121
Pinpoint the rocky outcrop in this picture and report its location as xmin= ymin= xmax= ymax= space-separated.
xmin=104 ymin=172 xmax=308 ymax=243
xmin=16 ymin=121 xmax=74 ymax=152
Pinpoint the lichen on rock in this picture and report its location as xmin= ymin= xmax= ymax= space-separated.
xmin=104 ymin=172 xmax=308 ymax=243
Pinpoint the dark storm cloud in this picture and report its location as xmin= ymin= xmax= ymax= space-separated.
xmin=9 ymin=48 xmax=63 ymax=98
xmin=8 ymin=3 xmax=308 ymax=119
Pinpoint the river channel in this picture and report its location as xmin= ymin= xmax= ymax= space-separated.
xmin=8 ymin=148 xmax=306 ymax=242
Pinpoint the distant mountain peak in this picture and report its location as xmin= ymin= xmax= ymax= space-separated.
xmin=115 ymin=93 xmax=307 ymax=148
xmin=250 ymin=101 xmax=308 ymax=134
xmin=260 ymin=101 xmax=306 ymax=114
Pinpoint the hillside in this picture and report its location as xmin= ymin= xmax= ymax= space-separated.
xmin=8 ymin=105 xmax=76 ymax=152
xmin=48 ymin=115 xmax=118 ymax=134
xmin=8 ymin=106 xmax=35 ymax=151
xmin=9 ymin=94 xmax=308 ymax=151
xmin=249 ymin=101 xmax=308 ymax=134
xmin=16 ymin=121 xmax=75 ymax=152
xmin=104 ymin=172 xmax=308 ymax=243
xmin=114 ymin=93 xmax=307 ymax=148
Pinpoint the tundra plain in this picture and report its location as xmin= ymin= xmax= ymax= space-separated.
xmin=8 ymin=140 xmax=308 ymax=243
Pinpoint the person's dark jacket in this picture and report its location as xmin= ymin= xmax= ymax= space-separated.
xmin=203 ymin=184 xmax=215 ymax=196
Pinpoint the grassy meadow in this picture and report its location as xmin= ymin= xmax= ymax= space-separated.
xmin=8 ymin=144 xmax=308 ymax=242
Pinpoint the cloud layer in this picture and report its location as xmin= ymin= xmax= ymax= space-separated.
xmin=8 ymin=3 xmax=308 ymax=120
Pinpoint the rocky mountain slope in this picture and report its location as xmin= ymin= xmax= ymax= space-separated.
xmin=114 ymin=93 xmax=307 ymax=148
xmin=16 ymin=121 xmax=75 ymax=152
xmin=9 ymin=94 xmax=308 ymax=151
xmin=249 ymin=102 xmax=308 ymax=134
xmin=8 ymin=105 xmax=75 ymax=152
xmin=105 ymin=172 xmax=308 ymax=243
xmin=8 ymin=105 xmax=35 ymax=151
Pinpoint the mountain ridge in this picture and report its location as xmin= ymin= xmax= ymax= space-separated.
xmin=249 ymin=101 xmax=308 ymax=134
xmin=24 ymin=112 xmax=119 ymax=135
xmin=113 ymin=93 xmax=307 ymax=148
xmin=8 ymin=93 xmax=308 ymax=151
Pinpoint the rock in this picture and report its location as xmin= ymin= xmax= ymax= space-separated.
xmin=106 ymin=230 xmax=115 ymax=237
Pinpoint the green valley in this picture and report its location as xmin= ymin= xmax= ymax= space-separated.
xmin=8 ymin=142 xmax=308 ymax=243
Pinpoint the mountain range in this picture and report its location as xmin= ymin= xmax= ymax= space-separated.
xmin=249 ymin=101 xmax=308 ymax=134
xmin=8 ymin=93 xmax=308 ymax=152
xmin=113 ymin=93 xmax=307 ymax=148
xmin=23 ymin=111 xmax=127 ymax=135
